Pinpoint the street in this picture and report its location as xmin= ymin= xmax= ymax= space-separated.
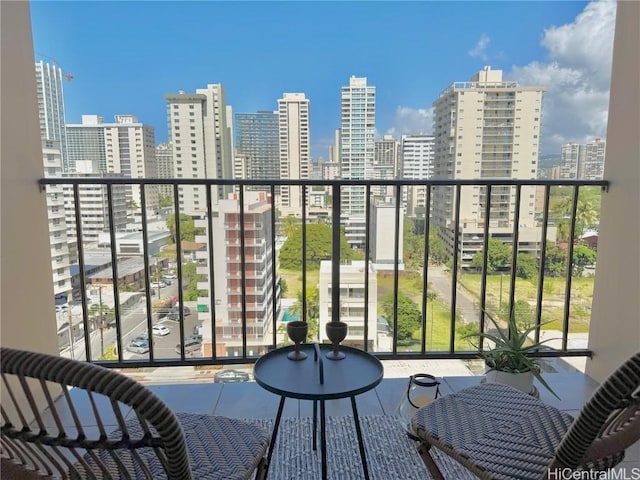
xmin=423 ymin=265 xmax=479 ymax=324
xmin=61 ymin=280 xmax=200 ymax=361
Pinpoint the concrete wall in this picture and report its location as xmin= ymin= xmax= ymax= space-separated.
xmin=587 ymin=1 xmax=640 ymax=382
xmin=1 ymin=1 xmax=59 ymax=355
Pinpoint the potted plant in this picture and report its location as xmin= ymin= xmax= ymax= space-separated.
xmin=464 ymin=309 xmax=559 ymax=399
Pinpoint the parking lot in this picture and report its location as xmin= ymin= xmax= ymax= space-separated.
xmin=124 ymin=317 xmax=202 ymax=360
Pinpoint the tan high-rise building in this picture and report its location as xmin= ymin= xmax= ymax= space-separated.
xmin=277 ymin=93 xmax=310 ymax=217
xmin=432 ymin=67 xmax=549 ymax=261
xmin=155 ymin=143 xmax=174 ymax=197
xmin=165 ymin=85 xmax=233 ymax=214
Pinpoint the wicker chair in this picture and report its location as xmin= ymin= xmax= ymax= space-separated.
xmin=0 ymin=347 xmax=270 ymax=480
xmin=412 ymin=353 xmax=640 ymax=480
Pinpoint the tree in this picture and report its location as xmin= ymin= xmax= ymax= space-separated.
xmin=428 ymin=227 xmax=449 ymax=264
xmin=553 ymin=195 xmax=599 ymax=241
xmin=403 ymin=217 xmax=424 ymax=270
xmin=166 ymin=213 xmax=203 ymax=243
xmin=544 ymin=243 xmax=567 ymax=277
xmin=88 ymin=302 xmax=115 ymax=356
xmin=471 ymin=239 xmax=511 ymax=273
xmin=278 ymin=223 xmax=355 ymax=270
xmin=278 ymin=277 xmax=288 ymax=297
xmin=572 ymin=243 xmax=596 ymax=277
xmin=158 ymin=195 xmax=173 ymax=208
xmin=281 ymin=216 xmax=300 ymax=238
xmin=288 ymin=286 xmax=320 ymax=342
xmin=515 ymin=253 xmax=538 ymax=279
xmin=381 ymin=292 xmax=421 ymax=345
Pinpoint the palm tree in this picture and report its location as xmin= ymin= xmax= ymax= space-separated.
xmin=288 ymin=286 xmax=320 ymax=342
xmin=281 ymin=216 xmax=300 ymax=238
xmin=552 ymin=195 xmax=598 ymax=241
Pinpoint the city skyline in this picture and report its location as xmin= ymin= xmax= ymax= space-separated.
xmin=30 ymin=1 xmax=615 ymax=161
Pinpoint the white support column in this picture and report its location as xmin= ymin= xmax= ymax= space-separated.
xmin=1 ymin=1 xmax=59 ymax=355
xmin=587 ymin=1 xmax=640 ymax=382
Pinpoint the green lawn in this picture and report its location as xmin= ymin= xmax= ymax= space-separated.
xmin=278 ymin=268 xmax=320 ymax=299
xmin=457 ymin=273 xmax=593 ymax=333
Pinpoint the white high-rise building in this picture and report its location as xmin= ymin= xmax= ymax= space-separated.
xmin=401 ymin=134 xmax=435 ymax=217
xmin=560 ymin=139 xmax=606 ymax=180
xmin=36 ymin=61 xmax=69 ymax=172
xmin=340 ymin=76 xmax=376 ymax=248
xmin=373 ymin=135 xmax=399 ymax=199
xmin=432 ymin=67 xmax=550 ymax=261
xmin=165 ymin=85 xmax=233 ymax=214
xmin=63 ymin=174 xmax=128 ymax=243
xmin=66 ymin=115 xmax=158 ymax=210
xmin=35 ymin=61 xmax=72 ymax=305
xmin=582 ymin=138 xmax=606 ymax=180
xmin=560 ymin=143 xmax=582 ymax=179
xmin=278 ymin=93 xmax=310 ymax=216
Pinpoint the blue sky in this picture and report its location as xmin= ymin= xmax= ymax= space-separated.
xmin=30 ymin=1 xmax=614 ymax=160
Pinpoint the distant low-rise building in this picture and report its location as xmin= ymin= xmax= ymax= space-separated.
xmin=318 ymin=260 xmax=377 ymax=351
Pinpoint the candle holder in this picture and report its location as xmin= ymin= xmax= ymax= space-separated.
xmin=325 ymin=321 xmax=348 ymax=360
xmin=286 ymin=321 xmax=308 ymax=361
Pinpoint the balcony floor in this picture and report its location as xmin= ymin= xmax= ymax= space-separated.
xmin=24 ymin=364 xmax=639 ymax=477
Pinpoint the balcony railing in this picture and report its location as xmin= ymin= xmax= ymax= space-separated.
xmin=39 ymin=177 xmax=608 ymax=369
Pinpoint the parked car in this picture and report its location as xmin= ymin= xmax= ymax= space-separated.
xmin=151 ymin=325 xmax=170 ymax=336
xmin=185 ymin=334 xmax=203 ymax=343
xmin=150 ymin=281 xmax=167 ymax=289
xmin=163 ymin=273 xmax=177 ymax=279
xmin=214 ymin=369 xmax=250 ymax=383
xmin=167 ymin=306 xmax=191 ymax=321
xmin=132 ymin=333 xmax=149 ymax=343
xmin=126 ymin=340 xmax=149 ymax=354
xmin=175 ymin=338 xmax=202 ymax=355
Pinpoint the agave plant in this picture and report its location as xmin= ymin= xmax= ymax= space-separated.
xmin=464 ymin=309 xmax=560 ymax=399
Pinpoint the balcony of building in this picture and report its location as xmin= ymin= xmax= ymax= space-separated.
xmin=2 ymin=1 xmax=639 ymax=479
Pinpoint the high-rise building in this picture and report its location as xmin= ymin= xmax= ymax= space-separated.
xmin=66 ymin=115 xmax=158 ymax=209
xmin=560 ymin=139 xmax=606 ymax=180
xmin=369 ymin=201 xmax=404 ymax=271
xmin=165 ymin=85 xmax=234 ymax=214
xmin=582 ymin=138 xmax=606 ymax=180
xmin=35 ymin=61 xmax=72 ymax=305
xmin=373 ymin=135 xmax=399 ymax=199
xmin=36 ymin=61 xmax=69 ymax=172
xmin=235 ymin=111 xmax=280 ymax=186
xmin=328 ymin=129 xmax=341 ymax=164
xmin=340 ymin=76 xmax=376 ymax=248
xmin=194 ymin=192 xmax=279 ymax=357
xmin=63 ymin=173 xmax=128 ymax=243
xmin=432 ymin=67 xmax=549 ymax=261
xmin=155 ymin=143 xmax=174 ymax=198
xmin=278 ymin=93 xmax=310 ymax=216
xmin=400 ymin=134 xmax=435 ymax=216
xmin=560 ymin=143 xmax=582 ymax=179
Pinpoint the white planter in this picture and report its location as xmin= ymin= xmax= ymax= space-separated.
xmin=484 ymin=369 xmax=534 ymax=395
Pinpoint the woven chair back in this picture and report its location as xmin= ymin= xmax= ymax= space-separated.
xmin=0 ymin=347 xmax=192 ymax=479
xmin=545 ymin=352 xmax=640 ymax=477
